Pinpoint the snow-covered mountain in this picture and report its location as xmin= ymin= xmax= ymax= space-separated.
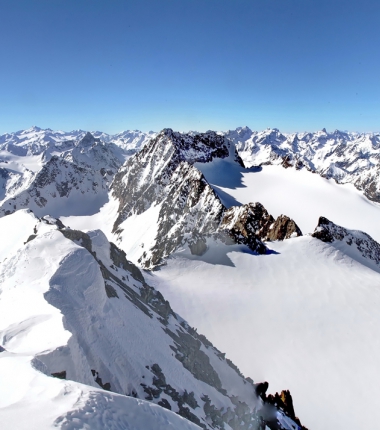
xmin=0 ymin=126 xmax=155 ymax=157
xmin=0 ymin=210 xmax=305 ymax=430
xmin=111 ymin=129 xmax=301 ymax=268
xmin=0 ymin=129 xmax=154 ymax=218
xmin=3 ymin=125 xmax=380 ymax=429
xmin=224 ymin=126 xmax=380 ymax=203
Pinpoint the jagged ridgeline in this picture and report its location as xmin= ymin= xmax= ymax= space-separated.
xmin=111 ymin=129 xmax=301 ymax=268
xmin=0 ymin=212 xmax=307 ymax=430
xmin=0 ymin=129 xmax=152 ymax=217
xmin=225 ymin=127 xmax=380 ymax=203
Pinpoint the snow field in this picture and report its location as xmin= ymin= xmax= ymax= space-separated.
xmin=149 ymin=237 xmax=380 ymax=430
xmin=197 ymin=159 xmax=380 ymax=242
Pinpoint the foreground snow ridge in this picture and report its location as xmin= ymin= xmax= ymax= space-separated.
xmin=0 ymin=210 xmax=305 ymax=430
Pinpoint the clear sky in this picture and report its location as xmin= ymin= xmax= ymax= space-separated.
xmin=0 ymin=0 xmax=379 ymax=134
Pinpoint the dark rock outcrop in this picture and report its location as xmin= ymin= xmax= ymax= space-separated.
xmin=220 ymin=203 xmax=302 ymax=248
xmin=265 ymin=215 xmax=302 ymax=241
xmin=219 ymin=203 xmax=272 ymax=254
xmin=312 ymin=216 xmax=380 ymax=266
xmin=51 ymin=370 xmax=66 ymax=380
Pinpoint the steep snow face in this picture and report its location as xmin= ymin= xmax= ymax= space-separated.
xmin=225 ymin=127 xmax=380 ymax=203
xmin=0 ymin=211 xmax=304 ymax=430
xmin=0 ymin=356 xmax=201 ymax=430
xmin=150 ymin=231 xmax=380 ymax=430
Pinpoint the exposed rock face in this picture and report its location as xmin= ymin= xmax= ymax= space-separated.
xmin=266 ymin=215 xmax=302 ymax=241
xmin=112 ymin=130 xmax=301 ymax=268
xmin=220 ymin=203 xmax=302 ymax=248
xmin=266 ymin=390 xmax=308 ymax=430
xmin=312 ymin=216 xmax=380 ymax=267
xmin=219 ymin=203 xmax=272 ymax=254
xmin=111 ymin=129 xmax=252 ymax=268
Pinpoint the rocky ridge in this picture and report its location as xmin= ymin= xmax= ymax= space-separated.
xmin=111 ymin=129 xmax=302 ymax=268
xmin=0 ymin=126 xmax=154 ymax=157
xmin=0 ymin=210 xmax=307 ymax=430
xmin=312 ymin=216 xmax=380 ymax=268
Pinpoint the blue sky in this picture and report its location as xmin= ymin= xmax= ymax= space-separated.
xmin=0 ymin=0 xmax=379 ymax=134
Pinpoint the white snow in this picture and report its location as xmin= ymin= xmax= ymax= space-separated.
xmin=1 ymin=211 xmax=261 ymax=429
xmin=0 ymin=354 xmax=200 ymax=430
xmin=0 ymin=222 xmax=202 ymax=429
xmin=0 ymin=209 xmax=37 ymax=263
xmin=197 ymin=159 xmax=380 ymax=242
xmin=149 ymin=237 xmax=380 ymax=430
xmin=115 ymin=203 xmax=162 ymax=264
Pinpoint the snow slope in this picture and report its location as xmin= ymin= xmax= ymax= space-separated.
xmin=196 ymin=158 xmax=380 ymax=243
xmin=225 ymin=126 xmax=380 ymax=203
xmin=0 ymin=210 xmax=302 ymax=430
xmin=0 ymin=353 xmax=201 ymax=430
xmin=149 ymin=235 xmax=380 ymax=430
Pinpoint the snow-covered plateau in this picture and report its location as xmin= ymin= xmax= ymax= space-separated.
xmin=1 ymin=125 xmax=380 ymax=430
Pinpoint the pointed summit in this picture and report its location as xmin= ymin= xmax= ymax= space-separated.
xmin=78 ymin=131 xmax=97 ymax=147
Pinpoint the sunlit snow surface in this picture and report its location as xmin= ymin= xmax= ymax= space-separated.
xmin=0 ymin=211 xmax=204 ymax=430
xmin=9 ymin=138 xmax=380 ymax=429
xmin=149 ymin=238 xmax=380 ymax=430
xmin=196 ymin=158 xmax=380 ymax=242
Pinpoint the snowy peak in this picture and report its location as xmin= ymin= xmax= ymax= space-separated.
xmin=148 ymin=128 xmax=241 ymax=165
xmin=78 ymin=131 xmax=99 ymax=147
xmin=312 ymin=216 xmax=380 ymax=271
xmin=0 ymin=156 xmax=109 ymax=218
xmin=0 ymin=127 xmax=154 ymax=160
xmin=111 ymin=129 xmax=250 ymax=267
xmin=112 ymin=130 xmax=302 ymax=268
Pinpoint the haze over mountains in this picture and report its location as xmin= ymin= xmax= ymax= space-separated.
xmin=1 ymin=125 xmax=380 ymax=430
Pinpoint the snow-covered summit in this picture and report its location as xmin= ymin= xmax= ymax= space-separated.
xmin=0 ymin=129 xmax=154 ymax=218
